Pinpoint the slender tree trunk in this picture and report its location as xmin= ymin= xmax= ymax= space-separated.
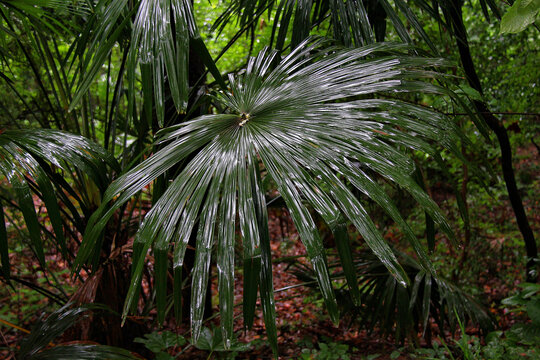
xmin=69 ymin=211 xmax=149 ymax=356
xmin=448 ymin=0 xmax=538 ymax=282
xmin=457 ymin=141 xmax=470 ymax=276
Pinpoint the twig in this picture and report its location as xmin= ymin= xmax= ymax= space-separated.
xmin=0 ymin=318 xmax=30 ymax=334
xmin=0 ymin=327 xmax=14 ymax=360
xmin=445 ymin=112 xmax=540 ymax=116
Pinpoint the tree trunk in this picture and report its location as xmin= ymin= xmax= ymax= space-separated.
xmin=448 ymin=0 xmax=538 ymax=282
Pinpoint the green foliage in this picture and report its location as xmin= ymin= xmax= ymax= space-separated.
xmin=502 ymin=283 xmax=540 ymax=345
xmin=17 ymin=304 xmax=137 ymax=360
xmin=413 ymin=330 xmax=539 ymax=359
xmin=410 ymin=303 xmax=540 ymax=359
xmin=131 ymin=323 xmax=262 ymax=359
xmin=194 ymin=0 xmax=272 ymax=75
xmin=290 ymin=248 xmax=494 ymax=342
xmin=193 ymin=325 xmax=252 ymax=359
xmin=0 ymin=0 xmax=537 ymax=358
xmin=298 ymin=336 xmax=355 ymax=360
xmin=500 ymin=0 xmax=540 ymax=34
xmin=75 ymin=36 xmax=467 ymax=352
xmin=134 ymin=330 xmax=186 ymax=360
xmin=134 ymin=330 xmax=186 ymax=353
xmin=481 ymin=331 xmax=539 ymax=359
xmin=463 ymin=1 xmax=540 ymax=114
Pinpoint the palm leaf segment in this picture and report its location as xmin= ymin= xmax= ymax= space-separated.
xmin=78 ymin=38 xmax=463 ymax=351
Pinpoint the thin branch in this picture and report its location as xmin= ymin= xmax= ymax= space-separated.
xmin=445 ymin=112 xmax=540 ymax=116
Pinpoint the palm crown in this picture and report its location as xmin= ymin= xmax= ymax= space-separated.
xmin=73 ymin=37 xmax=466 ymax=350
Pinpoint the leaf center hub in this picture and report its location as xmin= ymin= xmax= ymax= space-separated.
xmin=238 ymin=112 xmax=250 ymax=127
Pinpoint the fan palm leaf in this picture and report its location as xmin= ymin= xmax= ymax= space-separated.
xmin=76 ymin=38 xmax=466 ymax=353
xmin=18 ymin=303 xmax=137 ymax=359
xmin=69 ymin=0 xmax=224 ymax=129
xmin=0 ymin=129 xmax=117 ymax=279
xmin=362 ymin=251 xmax=494 ymax=339
xmin=0 ymin=0 xmax=90 ymax=35
xmin=289 ymin=249 xmax=495 ymax=342
xmin=214 ymin=0 xmax=500 ymax=52
xmin=356 ymin=250 xmax=495 ymax=340
xmin=213 ymin=0 xmax=436 ymax=52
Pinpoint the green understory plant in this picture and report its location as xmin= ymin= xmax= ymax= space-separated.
xmin=298 ymin=335 xmax=356 ymax=360
xmin=192 ymin=325 xmax=253 ymax=359
xmin=0 ymin=129 xmax=117 ymax=282
xmin=501 ymin=282 xmax=540 ymax=346
xmin=412 ymin=301 xmax=539 ymax=359
xmin=76 ymin=36 xmax=472 ymax=354
xmin=134 ymin=330 xmax=187 ymax=360
xmin=413 ymin=330 xmax=539 ymax=360
xmin=289 ymin=248 xmax=494 ymax=343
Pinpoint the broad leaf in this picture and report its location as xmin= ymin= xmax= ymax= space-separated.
xmin=500 ymin=0 xmax=540 ymax=34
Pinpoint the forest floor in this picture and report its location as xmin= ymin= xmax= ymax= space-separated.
xmin=178 ymin=211 xmax=528 ymax=360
